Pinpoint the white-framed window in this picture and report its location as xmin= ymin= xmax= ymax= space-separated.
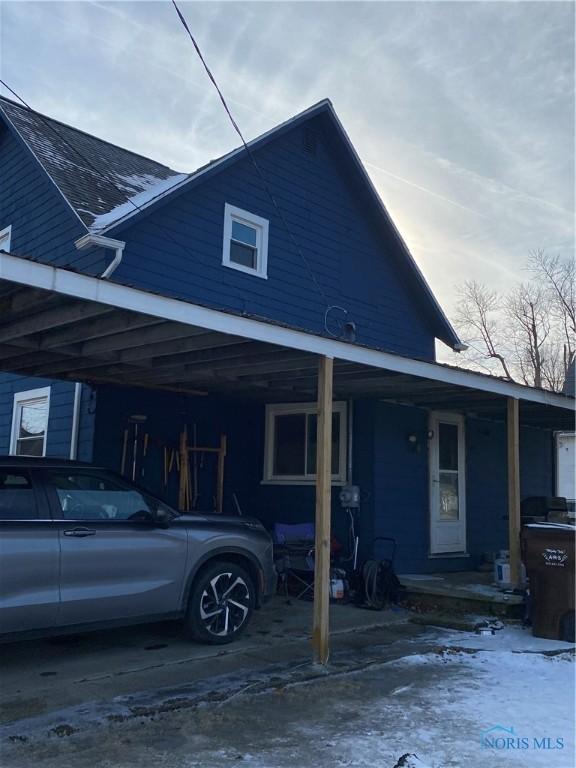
xmin=10 ymin=387 xmax=51 ymax=457
xmin=0 ymin=225 xmax=12 ymax=253
xmin=263 ymin=402 xmax=347 ymax=484
xmin=222 ymin=203 xmax=269 ymax=278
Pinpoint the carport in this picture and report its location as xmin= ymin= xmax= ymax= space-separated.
xmin=1 ymin=251 xmax=573 ymax=663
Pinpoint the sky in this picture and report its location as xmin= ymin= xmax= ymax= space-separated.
xmin=0 ymin=0 xmax=574 ymax=354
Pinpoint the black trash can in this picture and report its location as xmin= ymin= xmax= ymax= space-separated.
xmin=521 ymin=523 xmax=575 ymax=641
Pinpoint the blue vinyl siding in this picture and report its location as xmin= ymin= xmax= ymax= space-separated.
xmin=0 ymin=372 xmax=555 ymax=575
xmin=0 ymin=375 xmax=95 ymax=460
xmin=368 ymin=402 xmax=555 ymax=573
xmin=108 ymin=118 xmax=436 ymax=360
xmin=0 ymin=123 xmax=102 ymax=271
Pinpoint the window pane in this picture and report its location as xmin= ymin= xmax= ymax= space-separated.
xmin=439 ymin=472 xmax=459 ymax=520
xmin=273 ymin=414 xmax=306 ymax=476
xmin=0 ymin=471 xmax=37 ymax=520
xmin=231 ymin=220 xmax=257 ymax=247
xmin=49 ymin=472 xmax=153 ymax=521
xmin=438 ymin=423 xmax=459 ymax=471
xmin=306 ymin=413 xmax=341 ymax=476
xmin=19 ymin=400 xmax=48 ymax=439
xmin=230 ymin=241 xmax=257 ymax=269
xmin=16 ymin=437 xmax=44 ymax=457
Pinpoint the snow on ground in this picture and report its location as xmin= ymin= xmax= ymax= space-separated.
xmin=3 ymin=626 xmax=573 ymax=768
xmin=431 ymin=622 xmax=575 ymax=653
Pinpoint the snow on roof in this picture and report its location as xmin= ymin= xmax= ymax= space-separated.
xmin=0 ymin=96 xmax=183 ymax=229
xmin=87 ymin=173 xmax=189 ymax=232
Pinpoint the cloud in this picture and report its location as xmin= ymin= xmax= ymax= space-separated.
xmin=1 ymin=0 xmax=573 ymax=336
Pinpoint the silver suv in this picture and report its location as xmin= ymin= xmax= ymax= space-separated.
xmin=0 ymin=458 xmax=276 ymax=644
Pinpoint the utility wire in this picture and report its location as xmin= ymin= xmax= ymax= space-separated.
xmin=0 ymin=79 xmax=169 ymax=227
xmin=0 ymin=81 xmax=253 ymax=308
xmin=171 ymin=0 xmax=331 ymax=306
xmin=0 ymin=78 xmax=211 ymax=274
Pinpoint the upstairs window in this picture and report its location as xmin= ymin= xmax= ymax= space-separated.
xmin=10 ymin=387 xmax=50 ymax=457
xmin=263 ymin=402 xmax=347 ymax=484
xmin=222 ymin=204 xmax=268 ymax=278
xmin=0 ymin=225 xmax=11 ymax=253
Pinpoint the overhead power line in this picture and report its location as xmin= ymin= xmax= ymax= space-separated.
xmin=0 ymin=79 xmax=244 ymax=298
xmin=170 ymin=0 xmax=332 ymax=307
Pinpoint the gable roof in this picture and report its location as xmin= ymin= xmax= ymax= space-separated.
xmin=0 ymin=96 xmax=184 ymax=229
xmin=0 ymin=96 xmax=461 ymax=348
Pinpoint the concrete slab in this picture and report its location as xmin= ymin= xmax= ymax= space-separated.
xmin=0 ymin=597 xmax=409 ymax=728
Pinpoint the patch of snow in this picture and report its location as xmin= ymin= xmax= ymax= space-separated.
xmin=88 ymin=173 xmax=189 ymax=231
xmin=331 ymin=649 xmax=575 ymax=768
xmin=429 ymin=622 xmax=575 ymax=653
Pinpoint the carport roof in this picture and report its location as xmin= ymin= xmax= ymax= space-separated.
xmin=0 ymin=251 xmax=573 ymax=430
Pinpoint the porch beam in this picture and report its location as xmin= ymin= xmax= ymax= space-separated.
xmin=312 ymin=355 xmax=333 ymax=666
xmin=38 ymin=312 xmax=162 ymax=350
xmin=507 ymin=397 xmax=522 ymax=586
xmin=0 ymin=302 xmax=112 ymax=344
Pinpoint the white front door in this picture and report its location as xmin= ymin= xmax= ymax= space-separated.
xmin=429 ymin=412 xmax=466 ymax=554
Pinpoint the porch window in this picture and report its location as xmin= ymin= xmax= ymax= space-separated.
xmin=10 ymin=387 xmax=50 ymax=457
xmin=222 ymin=203 xmax=269 ymax=278
xmin=263 ymin=402 xmax=347 ymax=484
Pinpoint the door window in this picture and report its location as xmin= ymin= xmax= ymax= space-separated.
xmin=0 ymin=471 xmax=38 ymax=520
xmin=438 ymin=422 xmax=460 ymax=521
xmin=48 ymin=471 xmax=157 ymax=521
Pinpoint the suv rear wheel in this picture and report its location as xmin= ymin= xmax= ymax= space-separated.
xmin=185 ymin=561 xmax=255 ymax=644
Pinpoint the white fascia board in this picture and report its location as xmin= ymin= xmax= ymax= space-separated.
xmin=97 ymin=100 xmax=333 ymax=236
xmin=0 ymin=252 xmax=574 ymax=412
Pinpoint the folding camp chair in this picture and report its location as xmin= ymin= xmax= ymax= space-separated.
xmin=273 ymin=522 xmax=316 ymax=600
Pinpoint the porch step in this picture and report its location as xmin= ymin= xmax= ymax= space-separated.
xmin=398 ymin=572 xmax=525 ymax=620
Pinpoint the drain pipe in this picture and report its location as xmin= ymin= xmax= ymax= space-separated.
xmin=69 ymin=382 xmax=82 ymax=460
xmin=74 ymin=233 xmax=126 ymax=279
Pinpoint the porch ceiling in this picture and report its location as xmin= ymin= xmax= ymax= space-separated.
xmin=0 ymin=259 xmax=573 ymax=431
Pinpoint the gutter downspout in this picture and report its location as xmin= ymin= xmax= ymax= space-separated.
xmin=70 ymin=383 xmax=82 ymax=460
xmin=74 ymin=234 xmax=126 ymax=279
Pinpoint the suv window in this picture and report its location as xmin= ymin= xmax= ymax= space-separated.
xmin=48 ymin=471 xmax=159 ymax=522
xmin=0 ymin=471 xmax=38 ymax=520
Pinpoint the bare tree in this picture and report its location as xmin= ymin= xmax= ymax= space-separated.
xmin=528 ymin=250 xmax=575 ymax=377
xmin=454 ymin=280 xmax=513 ymax=379
xmin=505 ymin=283 xmax=550 ymax=388
xmin=453 ymin=252 xmax=575 ymax=392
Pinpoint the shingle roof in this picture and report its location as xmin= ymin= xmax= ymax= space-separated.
xmin=0 ymin=95 xmax=462 ymax=348
xmin=0 ymin=96 xmax=184 ymax=229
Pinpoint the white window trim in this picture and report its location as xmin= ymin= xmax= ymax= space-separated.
xmin=9 ymin=386 xmax=51 ymax=457
xmin=263 ymin=401 xmax=347 ymax=485
xmin=222 ymin=203 xmax=269 ymax=279
xmin=0 ymin=225 xmax=12 ymax=253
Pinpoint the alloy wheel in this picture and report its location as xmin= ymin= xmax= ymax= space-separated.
xmin=199 ymin=571 xmax=251 ymax=637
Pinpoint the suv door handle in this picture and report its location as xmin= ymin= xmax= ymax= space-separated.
xmin=63 ymin=527 xmax=96 ymax=537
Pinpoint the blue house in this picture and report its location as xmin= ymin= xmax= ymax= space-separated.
xmin=0 ymin=95 xmax=572 ymax=578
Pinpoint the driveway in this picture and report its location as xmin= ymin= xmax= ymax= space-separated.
xmin=0 ymin=597 xmax=413 ymax=729
xmin=2 ymin=622 xmax=574 ymax=768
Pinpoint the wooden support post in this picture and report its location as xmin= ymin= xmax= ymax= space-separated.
xmin=507 ymin=397 xmax=522 ymax=586
xmin=312 ymin=355 xmax=333 ymax=665
xmin=216 ymin=434 xmax=227 ymax=514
